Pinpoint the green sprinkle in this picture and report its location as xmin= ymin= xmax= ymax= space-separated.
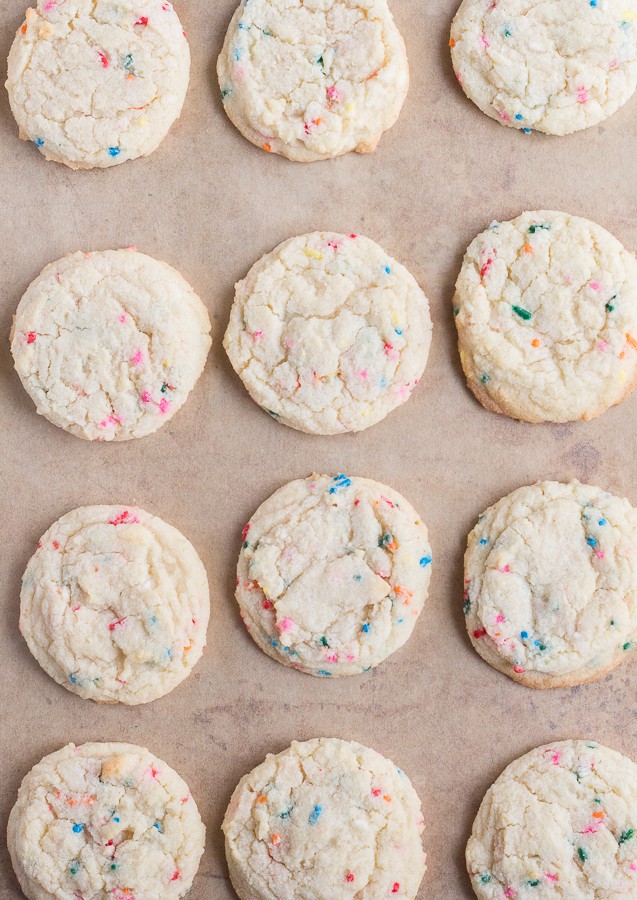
xmin=123 ymin=53 xmax=133 ymax=70
xmin=463 ymin=598 xmax=471 ymax=615
xmin=320 ymin=636 xmax=329 ymax=647
xmin=453 ymin=306 xmax=460 ymax=317
xmin=316 ymin=55 xmax=324 ymax=67
xmin=623 ymin=642 xmax=633 ymax=651
xmin=578 ymin=847 xmax=588 ymax=863
xmin=479 ymin=874 xmax=491 ymax=884
xmin=480 ymin=373 xmax=491 ymax=384
xmin=512 ymin=305 xmax=532 ymax=321
xmin=503 ymin=26 xmax=511 ymax=36
xmin=221 ymin=88 xmax=231 ymax=100
xmin=528 ymin=880 xmax=541 ymax=887
xmin=619 ymin=829 xmax=635 ymax=844
xmin=70 ymin=863 xmax=79 ymax=875
xmin=606 ymin=303 xmax=615 ymax=312
xmin=594 ymin=798 xmax=602 ymax=804
xmin=611 ymin=619 xmax=617 ymax=626
xmin=243 ymin=541 xmax=249 ymax=549
xmin=111 ymin=863 xmax=119 ymax=870
xmin=528 ymin=224 xmax=550 ymax=234
xmin=379 ymin=533 xmax=393 ymax=548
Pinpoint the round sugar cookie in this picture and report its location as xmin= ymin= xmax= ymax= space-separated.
xmin=8 ymin=741 xmax=205 ymax=900
xmin=224 ymin=232 xmax=432 ymax=434
xmin=467 ymin=740 xmax=637 ymax=898
xmin=6 ymin=0 xmax=190 ymax=169
xmin=464 ymin=480 xmax=637 ymax=688
xmin=20 ymin=505 xmax=210 ymax=704
xmin=223 ymin=737 xmax=426 ymax=900
xmin=217 ymin=0 xmax=409 ymax=161
xmin=236 ymin=474 xmax=432 ymax=676
xmin=454 ymin=211 xmax=637 ymax=423
xmin=11 ymin=249 xmax=211 ymax=441
xmin=450 ymin=0 xmax=637 ymax=136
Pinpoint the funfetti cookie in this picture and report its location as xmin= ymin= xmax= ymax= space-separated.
xmin=223 ymin=738 xmax=426 ymax=900
xmin=217 ymin=0 xmax=409 ymax=161
xmin=20 ymin=505 xmax=210 ymax=704
xmin=454 ymin=211 xmax=637 ymax=423
xmin=236 ymin=474 xmax=432 ymax=676
xmin=224 ymin=232 xmax=432 ymax=434
xmin=8 ymin=742 xmax=205 ymax=900
xmin=464 ymin=480 xmax=637 ymax=688
xmin=450 ymin=0 xmax=637 ymax=136
xmin=6 ymin=0 xmax=190 ymax=168
xmin=467 ymin=740 xmax=637 ymax=898
xmin=12 ymin=249 xmax=211 ymax=441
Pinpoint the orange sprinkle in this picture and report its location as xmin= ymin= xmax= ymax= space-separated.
xmin=619 ymin=351 xmax=626 ymax=360
xmin=271 ymin=834 xmax=281 ymax=846
xmin=449 ymin=37 xmax=456 ymax=47
xmin=263 ymin=143 xmax=272 ymax=152
xmin=593 ymin=811 xmax=604 ymax=819
xmin=21 ymin=23 xmax=27 ymax=34
xmin=367 ymin=68 xmax=380 ymax=80
xmin=626 ymin=333 xmax=637 ymax=351
xmin=524 ymin=243 xmax=534 ymax=254
xmin=126 ymin=73 xmax=135 ymax=80
xmin=531 ymin=338 xmax=540 ymax=348
xmin=383 ymin=795 xmax=392 ymax=802
xmin=257 ymin=796 xmax=266 ymax=804
xmin=395 ymin=585 xmax=413 ymax=601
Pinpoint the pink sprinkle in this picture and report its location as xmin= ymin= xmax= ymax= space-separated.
xmin=504 ymin=888 xmax=516 ymax=899
xmin=513 ymin=665 xmax=525 ymax=674
xmin=278 ymin=618 xmax=293 ymax=632
xmin=598 ymin=340 xmax=608 ymax=352
xmin=595 ymin=550 xmax=605 ymax=559
xmin=131 ymin=349 xmax=143 ymax=366
xmin=326 ymin=85 xmax=342 ymax=104
xmin=326 ymin=654 xmax=339 ymax=663
xmin=44 ymin=1 xmax=57 ymax=9
xmin=381 ymin=496 xmax=396 ymax=508
xmin=480 ymin=33 xmax=489 ymax=48
xmin=498 ymin=110 xmax=511 ymax=122
xmin=359 ymin=369 xmax=368 ymax=380
xmin=252 ymin=330 xmax=263 ymax=342
xmin=384 ymin=342 xmax=398 ymax=360
xmin=141 ymin=391 xmax=152 ymax=404
xmin=372 ymin=788 xmax=381 ymax=797
xmin=158 ymin=398 xmax=171 ymax=415
xmin=545 ymin=874 xmax=559 ymax=882
xmin=581 ymin=822 xmax=602 ymax=834
xmin=98 ymin=51 xmax=109 ymax=68
xmin=354 ymin=499 xmax=360 ymax=506
xmin=346 ymin=873 xmax=355 ymax=883
xmin=108 ymin=617 xmax=127 ymax=632
xmin=499 ymin=564 xmax=511 ymax=574
xmin=495 ymin=613 xmax=505 ymax=624
xmin=590 ymin=280 xmax=601 ymax=291
xmin=108 ymin=510 xmax=140 ymax=527
xmin=480 ymin=253 xmax=496 ymax=279
xmin=119 ymin=313 xmax=126 ymax=323
xmin=262 ymin=600 xmax=273 ymax=610
xmin=73 ymin=605 xmax=80 ymax=612
xmin=631 ymin=863 xmax=637 ymax=872
xmin=349 ymin=233 xmax=358 ymax=239
xmin=284 ymin=338 xmax=295 ymax=349
xmin=577 ymin=87 xmax=589 ymax=104
xmin=135 ymin=16 xmax=149 ymax=26
xmin=551 ymin=752 xmax=562 ymax=765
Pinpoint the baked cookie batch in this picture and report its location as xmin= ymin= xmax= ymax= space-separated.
xmin=5 ymin=1 xmax=637 ymax=899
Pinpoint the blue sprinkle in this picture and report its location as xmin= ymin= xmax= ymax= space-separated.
xmin=520 ymin=631 xmax=528 ymax=639
xmin=150 ymin=615 xmax=157 ymax=625
xmin=522 ymin=127 xmax=532 ymax=134
xmin=34 ymin=137 xmax=44 ymax=147
xmin=309 ymin=804 xmax=323 ymax=825
xmin=234 ymin=47 xmax=242 ymax=61
xmin=72 ymin=824 xmax=84 ymax=833
xmin=534 ymin=639 xmax=540 ymax=647
xmin=590 ymin=0 xmax=597 ymax=6
xmin=317 ymin=670 xmax=332 ymax=676
xmin=586 ymin=536 xmax=598 ymax=547
xmin=380 ymin=375 xmax=387 ymax=389
xmin=599 ymin=519 xmax=607 ymax=526
xmin=271 ymin=639 xmax=279 ymax=648
xmin=419 ymin=556 xmax=432 ymax=567
xmin=108 ymin=147 xmax=121 ymax=157
xmin=69 ymin=674 xmax=77 ymax=684
xmin=384 ymin=266 xmax=391 ymax=274
xmin=154 ymin=822 xmax=163 ymax=832
xmin=515 ymin=114 xmax=523 ymax=121
xmin=397 ymin=618 xmax=404 ymax=624
xmin=329 ymin=474 xmax=351 ymax=494
xmin=479 ymin=538 xmax=489 ymax=545
xmin=362 ymin=623 xmax=370 ymax=633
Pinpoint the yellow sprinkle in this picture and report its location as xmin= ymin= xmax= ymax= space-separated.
xmin=619 ymin=371 xmax=627 ymax=383
xmin=138 ymin=116 xmax=149 ymax=127
xmin=345 ymin=103 xmax=355 ymax=113
xmin=304 ymin=248 xmax=323 ymax=260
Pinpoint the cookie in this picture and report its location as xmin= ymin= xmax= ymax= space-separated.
xmin=12 ymin=249 xmax=211 ymax=441
xmin=464 ymin=480 xmax=637 ymax=688
xmin=224 ymin=232 xmax=432 ymax=434
xmin=8 ymin=741 xmax=205 ymax=899
xmin=454 ymin=211 xmax=637 ymax=423
xmin=217 ymin=0 xmax=409 ymax=162
xmin=450 ymin=0 xmax=637 ymax=136
xmin=467 ymin=739 xmax=637 ymax=898
xmin=20 ymin=505 xmax=210 ymax=704
xmin=223 ymin=737 xmax=426 ymax=900
xmin=236 ymin=474 xmax=431 ymax=676
xmin=6 ymin=0 xmax=190 ymax=169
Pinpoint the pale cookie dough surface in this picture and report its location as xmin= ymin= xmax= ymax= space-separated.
xmin=224 ymin=232 xmax=432 ymax=434
xmin=6 ymin=0 xmax=190 ymax=169
xmin=236 ymin=474 xmax=432 ymax=676
xmin=8 ymin=741 xmax=205 ymax=900
xmin=454 ymin=211 xmax=637 ymax=423
xmin=464 ymin=480 xmax=637 ymax=688
xmin=12 ymin=249 xmax=211 ymax=441
xmin=450 ymin=0 xmax=637 ymax=136
xmin=217 ymin=0 xmax=409 ymax=161
xmin=223 ymin=737 xmax=426 ymax=900
xmin=20 ymin=505 xmax=210 ymax=704
xmin=467 ymin=740 xmax=637 ymax=898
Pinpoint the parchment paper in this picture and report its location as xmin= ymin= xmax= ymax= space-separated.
xmin=1 ymin=2 xmax=636 ymax=897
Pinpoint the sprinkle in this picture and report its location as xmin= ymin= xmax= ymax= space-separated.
xmin=108 ymin=147 xmax=121 ymax=157
xmin=320 ymin=636 xmax=329 ymax=647
xmin=99 ymin=51 xmax=109 ymax=68
xmin=34 ymin=137 xmax=44 ymax=148
xmin=528 ymin=881 xmax=540 ymax=888
xmin=520 ymin=631 xmax=528 ymax=639
xmin=109 ymin=511 xmax=139 ymax=526
xmin=621 ymin=829 xmax=637 ymax=844
xmin=384 ymin=266 xmax=391 ymax=274
xmin=586 ymin=536 xmax=598 ymax=547
xmin=392 ymin=885 xmax=400 ymax=894
xmin=26 ymin=331 xmax=37 ymax=344
xmin=317 ymin=669 xmax=332 ymax=676
xmin=131 ymin=349 xmax=143 ymax=366
xmin=623 ymin=642 xmax=632 ymax=651
xmin=279 ymin=618 xmax=293 ymax=632
xmin=108 ymin=617 xmax=127 ymax=632
xmin=170 ymin=870 xmax=181 ymax=882
xmin=480 ymin=875 xmax=491 ymax=884
xmin=70 ymin=862 xmax=80 ymax=875
xmin=362 ymin=623 xmax=370 ymax=633
xmin=309 ymin=805 xmax=322 ymax=825
xmin=531 ymin=338 xmax=540 ymax=348
xmin=346 ymin=873 xmax=355 ymax=883
xmin=419 ymin=555 xmax=432 ymax=567
xmin=154 ymin=822 xmax=163 ymax=832
xmin=479 ymin=538 xmax=488 ymax=545
xmin=135 ymin=16 xmax=149 ymax=26
xmin=512 ymin=305 xmax=532 ymax=320
xmin=515 ymin=113 xmax=523 ymax=120
xmin=271 ymin=833 xmax=281 ymax=845
xmin=578 ymin=847 xmax=588 ymax=863
xmin=473 ymin=628 xmax=487 ymax=639
xmin=480 ymin=373 xmax=490 ymax=384
xmin=599 ymin=519 xmax=607 ymax=526
xmin=72 ymin=823 xmax=84 ymax=833
xmin=329 ymin=474 xmax=351 ymax=494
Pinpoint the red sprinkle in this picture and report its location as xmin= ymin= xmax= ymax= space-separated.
xmin=109 ymin=617 xmax=127 ymax=632
xmin=392 ymin=885 xmax=400 ymax=894
xmin=372 ymin=788 xmax=381 ymax=797
xmin=262 ymin=600 xmax=273 ymax=610
xmin=135 ymin=16 xmax=149 ymax=26
xmin=52 ymin=540 xmax=60 ymax=550
xmin=98 ymin=51 xmax=109 ymax=68
xmin=242 ymin=523 xmax=251 ymax=542
xmin=346 ymin=873 xmax=355 ymax=883
xmin=473 ymin=628 xmax=487 ymax=639
xmin=26 ymin=331 xmax=37 ymax=344
xmin=170 ymin=871 xmax=180 ymax=882
xmin=108 ymin=510 xmax=139 ymax=527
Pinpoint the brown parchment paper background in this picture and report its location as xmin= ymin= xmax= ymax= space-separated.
xmin=1 ymin=1 xmax=637 ymax=897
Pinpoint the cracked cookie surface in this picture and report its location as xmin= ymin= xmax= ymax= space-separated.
xmin=454 ymin=211 xmax=637 ymax=423
xmin=224 ymin=232 xmax=431 ymax=434
xmin=8 ymin=741 xmax=205 ymax=900
xmin=450 ymin=0 xmax=637 ymax=136
xmin=223 ymin=737 xmax=426 ymax=900
xmin=6 ymin=0 xmax=190 ymax=168
xmin=236 ymin=474 xmax=432 ymax=676
xmin=217 ymin=0 xmax=409 ymax=161
xmin=467 ymin=740 xmax=637 ymax=898
xmin=464 ymin=480 xmax=637 ymax=688
xmin=12 ymin=249 xmax=211 ymax=441
xmin=20 ymin=505 xmax=210 ymax=704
